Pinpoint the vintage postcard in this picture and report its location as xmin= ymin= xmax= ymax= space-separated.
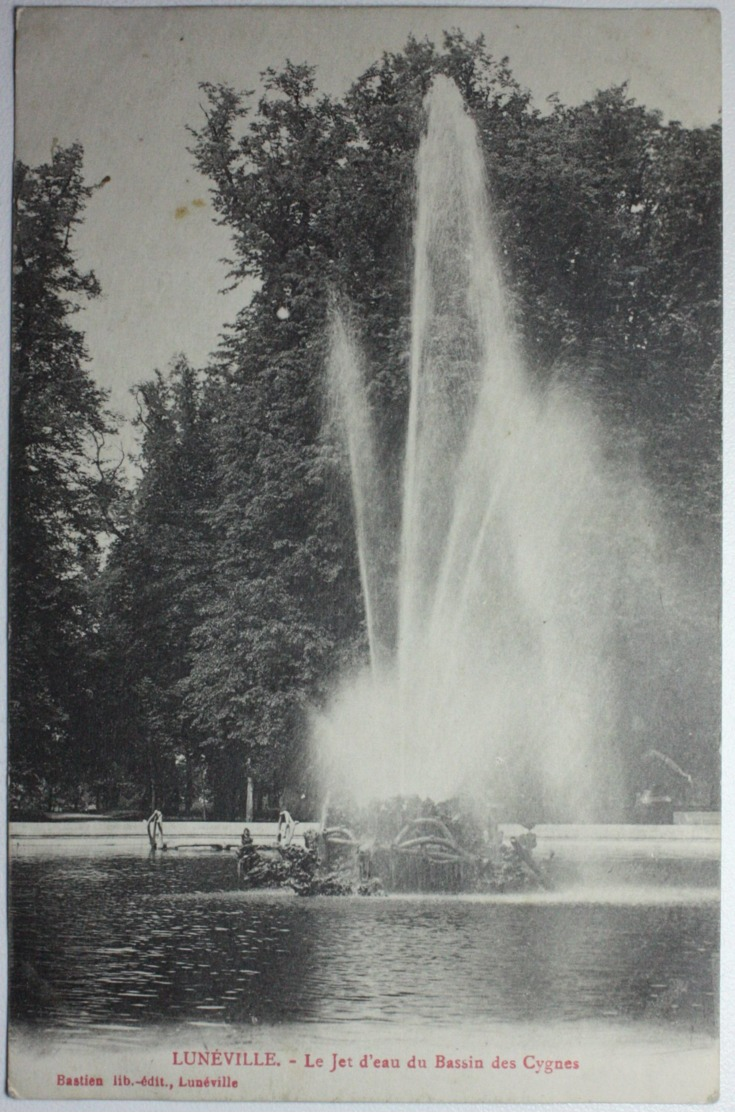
xmin=7 ymin=5 xmax=722 ymax=1104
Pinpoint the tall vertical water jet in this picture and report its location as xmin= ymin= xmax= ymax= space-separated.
xmin=319 ymin=76 xmax=639 ymax=820
xmin=399 ymin=77 xmax=520 ymax=678
xmin=327 ymin=312 xmax=390 ymax=673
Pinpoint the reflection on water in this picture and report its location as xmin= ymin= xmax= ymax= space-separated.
xmin=10 ymin=854 xmax=718 ymax=1034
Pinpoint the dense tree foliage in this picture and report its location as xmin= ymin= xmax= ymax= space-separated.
xmin=182 ymin=35 xmax=720 ymax=815
xmin=10 ymin=35 xmax=721 ymax=817
xmin=10 ymin=145 xmax=126 ymax=810
xmin=88 ymin=359 xmax=217 ymax=813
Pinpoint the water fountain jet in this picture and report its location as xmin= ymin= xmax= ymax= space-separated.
xmin=321 ymin=76 xmax=641 ymax=823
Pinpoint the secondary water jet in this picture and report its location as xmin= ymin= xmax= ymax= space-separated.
xmin=321 ymin=76 xmax=647 ymax=823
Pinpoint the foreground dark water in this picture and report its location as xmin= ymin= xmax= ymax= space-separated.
xmin=10 ymin=852 xmax=718 ymax=1034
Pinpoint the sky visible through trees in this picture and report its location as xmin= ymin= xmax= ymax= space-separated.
xmin=13 ymin=7 xmax=721 ymax=443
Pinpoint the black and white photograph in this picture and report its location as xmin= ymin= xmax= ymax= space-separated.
xmin=7 ymin=5 xmax=723 ymax=1103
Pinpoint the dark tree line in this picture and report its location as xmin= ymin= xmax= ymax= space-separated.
xmin=9 ymin=34 xmax=721 ymax=818
xmin=9 ymin=146 xmax=127 ymax=811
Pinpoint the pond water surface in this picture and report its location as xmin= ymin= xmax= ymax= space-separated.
xmin=10 ymin=851 xmax=718 ymax=1037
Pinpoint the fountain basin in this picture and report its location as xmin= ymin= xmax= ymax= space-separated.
xmin=10 ymin=820 xmax=720 ymax=891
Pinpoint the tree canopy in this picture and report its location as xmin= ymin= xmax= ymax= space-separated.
xmin=10 ymin=144 xmax=126 ymax=810
xmin=9 ymin=33 xmax=722 ymax=818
